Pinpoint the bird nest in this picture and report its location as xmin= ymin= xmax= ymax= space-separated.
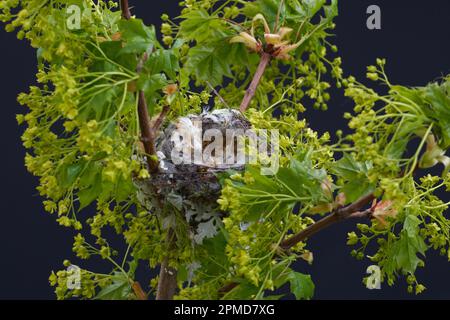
xmin=135 ymin=109 xmax=251 ymax=243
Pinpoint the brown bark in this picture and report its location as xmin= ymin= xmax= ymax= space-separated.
xmin=280 ymin=193 xmax=375 ymax=250
xmin=121 ymin=1 xmax=177 ymax=300
xmin=120 ymin=0 xmax=131 ymax=19
xmin=239 ymin=52 xmax=272 ymax=112
xmin=121 ymin=0 xmax=159 ymax=173
xmin=137 ymin=91 xmax=159 ymax=173
xmin=156 ymin=230 xmax=178 ymax=300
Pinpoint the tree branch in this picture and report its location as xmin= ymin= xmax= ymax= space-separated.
xmin=279 ymin=193 xmax=375 ymax=250
xmin=120 ymin=0 xmax=131 ymax=19
xmin=138 ymin=91 xmax=159 ymax=173
xmin=239 ymin=52 xmax=272 ymax=113
xmin=156 ymin=229 xmax=178 ymax=300
xmin=120 ymin=1 xmax=178 ymax=300
xmin=120 ymin=2 xmax=159 ymax=173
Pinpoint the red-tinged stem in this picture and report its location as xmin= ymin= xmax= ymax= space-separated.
xmin=239 ymin=52 xmax=272 ymax=113
xmin=131 ymin=281 xmax=148 ymax=300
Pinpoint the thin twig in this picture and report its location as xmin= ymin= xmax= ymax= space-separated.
xmin=153 ymin=105 xmax=170 ymax=133
xmin=207 ymin=81 xmax=230 ymax=109
xmin=279 ymin=193 xmax=375 ymax=250
xmin=239 ymin=52 xmax=272 ymax=112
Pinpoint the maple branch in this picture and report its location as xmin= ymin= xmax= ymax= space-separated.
xmin=138 ymin=91 xmax=159 ymax=173
xmin=279 ymin=193 xmax=376 ymax=250
xmin=120 ymin=1 xmax=178 ymax=301
xmin=156 ymin=229 xmax=178 ymax=300
xmin=120 ymin=2 xmax=159 ymax=173
xmin=239 ymin=52 xmax=272 ymax=112
xmin=120 ymin=0 xmax=131 ymax=19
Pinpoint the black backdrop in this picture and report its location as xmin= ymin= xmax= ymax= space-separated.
xmin=0 ymin=0 xmax=449 ymax=299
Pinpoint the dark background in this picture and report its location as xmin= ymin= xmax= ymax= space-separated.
xmin=0 ymin=0 xmax=449 ymax=299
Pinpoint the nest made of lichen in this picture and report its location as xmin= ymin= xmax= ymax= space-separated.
xmin=153 ymin=109 xmax=251 ymax=201
xmin=134 ymin=109 xmax=251 ymax=244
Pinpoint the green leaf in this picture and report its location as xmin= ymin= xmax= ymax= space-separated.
xmin=58 ymin=160 xmax=86 ymax=189
xmin=275 ymin=161 xmax=326 ymax=203
xmin=93 ymin=40 xmax=138 ymax=71
xmin=226 ymin=281 xmax=259 ymax=299
xmin=288 ymin=157 xmax=328 ymax=201
xmin=420 ymin=81 xmax=450 ymax=149
xmin=118 ymin=19 xmax=156 ymax=54
xmin=167 ymin=192 xmax=183 ymax=211
xmin=228 ymin=42 xmax=259 ymax=70
xmin=109 ymin=176 xmax=134 ymax=203
xmin=243 ymin=0 xmax=331 ymax=27
xmin=179 ymin=9 xmax=229 ymax=43
xmin=323 ymin=0 xmax=338 ymax=22
xmin=184 ymin=44 xmax=233 ymax=86
xmin=78 ymin=163 xmax=103 ymax=210
xmin=137 ymin=73 xmax=168 ymax=114
xmin=200 ymin=231 xmax=228 ymax=276
xmin=385 ymin=119 xmax=422 ymax=159
xmin=292 ymin=0 xmax=327 ymax=18
xmin=403 ymin=214 xmax=422 ymax=238
xmin=333 ymin=153 xmax=365 ymax=178
xmin=243 ymin=0 xmax=277 ymax=23
xmin=288 ymin=271 xmax=315 ymax=300
xmin=393 ymin=79 xmax=450 ymax=149
xmin=177 ymin=265 xmax=189 ymax=283
xmin=36 ymin=47 xmax=44 ymax=65
xmin=333 ymin=154 xmax=375 ymax=203
xmin=392 ymin=214 xmax=427 ymax=274
xmin=127 ymin=259 xmax=139 ymax=279
xmin=144 ymin=48 xmax=179 ymax=80
xmin=80 ymin=85 xmax=121 ymax=121
xmin=233 ymin=166 xmax=284 ymax=221
xmin=231 ymin=153 xmax=327 ymax=221
xmin=94 ymin=273 xmax=132 ymax=300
